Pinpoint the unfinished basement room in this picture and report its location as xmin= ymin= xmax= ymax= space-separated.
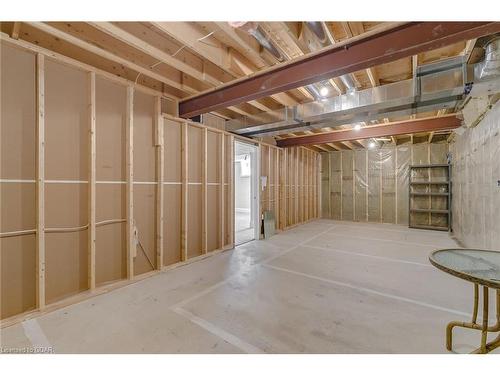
xmin=1 ymin=2 xmax=500 ymax=372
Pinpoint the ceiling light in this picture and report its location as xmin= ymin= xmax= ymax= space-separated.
xmin=354 ymin=124 xmax=362 ymax=131
xmin=319 ymin=86 xmax=329 ymax=97
xmin=368 ymin=141 xmax=377 ymax=149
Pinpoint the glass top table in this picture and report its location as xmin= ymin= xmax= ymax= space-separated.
xmin=429 ymin=249 xmax=500 ymax=354
xmin=429 ymin=249 xmax=500 ymax=289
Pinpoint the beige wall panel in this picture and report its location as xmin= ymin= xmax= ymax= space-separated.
xmin=96 ymin=184 xmax=126 ymax=285
xmin=133 ymin=91 xmax=155 ymax=182
xmin=207 ymin=185 xmax=220 ymax=251
xmin=163 ymin=184 xmax=182 ymax=266
xmin=187 ymin=185 xmax=202 ymax=258
xmin=45 ymin=184 xmax=88 ymax=227
xmin=164 ymin=119 xmax=181 ymax=182
xmin=133 ymin=184 xmax=156 ymax=275
xmin=202 ymin=113 xmax=225 ymax=130
xmin=207 ymin=131 xmax=219 ymax=183
xmin=225 ymin=135 xmax=231 ymax=184
xmin=0 ymin=183 xmax=36 ymax=232
xmin=96 ymin=77 xmax=126 ymax=181
xmin=225 ymin=188 xmax=231 ymax=246
xmin=1 ymin=44 xmax=36 ymax=180
xmin=45 ymin=59 xmax=88 ymax=180
xmin=46 ymin=231 xmax=88 ymax=304
xmin=0 ymin=236 xmax=36 ymax=319
xmin=188 ymin=126 xmax=202 ymax=183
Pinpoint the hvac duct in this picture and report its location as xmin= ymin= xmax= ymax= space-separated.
xmin=228 ymin=22 xmax=284 ymax=62
xmin=475 ymin=37 xmax=500 ymax=79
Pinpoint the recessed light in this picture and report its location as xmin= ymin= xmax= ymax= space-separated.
xmin=319 ymin=87 xmax=329 ymax=97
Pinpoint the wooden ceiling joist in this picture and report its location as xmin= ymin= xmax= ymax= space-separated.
xmin=179 ymin=22 xmax=499 ymax=118
xmin=276 ymin=115 xmax=461 ymax=147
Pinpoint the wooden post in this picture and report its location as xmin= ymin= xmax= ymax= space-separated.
xmin=274 ymin=148 xmax=279 ymax=229
xmin=181 ymin=122 xmax=188 ymax=261
xmin=220 ymin=133 xmax=225 ymax=248
xmin=201 ymin=128 xmax=208 ymax=253
xmin=35 ymin=53 xmax=46 ymax=309
xmin=88 ymin=71 xmax=96 ymax=290
xmin=155 ymin=96 xmax=164 ymax=269
xmin=228 ymin=135 xmax=234 ymax=246
xmin=267 ymin=146 xmax=271 ymax=213
xmin=295 ymin=147 xmax=299 ymax=225
xmin=126 ymin=86 xmax=134 ymax=279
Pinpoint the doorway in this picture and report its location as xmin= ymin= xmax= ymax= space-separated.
xmin=234 ymin=141 xmax=259 ymax=245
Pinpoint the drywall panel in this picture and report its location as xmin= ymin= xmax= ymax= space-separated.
xmin=0 ymin=236 xmax=36 ymax=319
xmin=45 ymin=59 xmax=88 ymax=180
xmin=96 ymin=77 xmax=126 ymax=181
xmin=354 ymin=150 xmax=367 ymax=222
xmin=202 ymin=113 xmax=225 ymax=130
xmin=96 ymin=184 xmax=126 ymax=285
xmin=187 ymin=185 xmax=202 ymax=258
xmin=133 ymin=184 xmax=156 ymax=275
xmin=163 ymin=184 xmax=182 ymax=266
xmin=0 ymin=183 xmax=36 ymax=232
xmin=1 ymin=44 xmax=36 ymax=180
xmin=45 ymin=184 xmax=87 ymax=227
xmin=164 ymin=119 xmax=182 ymax=182
xmin=133 ymin=91 xmax=155 ymax=182
xmin=207 ymin=185 xmax=220 ymax=251
xmin=188 ymin=126 xmax=202 ymax=183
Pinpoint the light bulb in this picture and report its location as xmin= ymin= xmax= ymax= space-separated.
xmin=369 ymin=141 xmax=376 ymax=149
xmin=354 ymin=124 xmax=362 ymax=131
xmin=319 ymin=87 xmax=329 ymax=97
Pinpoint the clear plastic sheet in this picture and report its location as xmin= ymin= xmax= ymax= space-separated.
xmin=450 ymin=101 xmax=500 ymax=249
xmin=321 ymin=143 xmax=449 ymax=226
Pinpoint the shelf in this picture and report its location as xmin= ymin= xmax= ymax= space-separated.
xmin=410 ymin=164 xmax=450 ymax=168
xmin=410 ymin=208 xmax=449 ymax=214
xmin=409 ymin=224 xmax=449 ymax=231
xmin=410 ymin=181 xmax=450 ymax=185
xmin=410 ymin=192 xmax=449 ymax=196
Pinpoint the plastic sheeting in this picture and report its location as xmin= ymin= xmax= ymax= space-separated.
xmin=321 ymin=143 xmax=449 ymax=225
xmin=451 ymin=101 xmax=500 ymax=250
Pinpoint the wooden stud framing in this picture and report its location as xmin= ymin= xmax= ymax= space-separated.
xmin=126 ymin=86 xmax=134 ymax=279
xmin=35 ymin=53 xmax=46 ymax=309
xmin=201 ymin=128 xmax=208 ymax=253
xmin=155 ymin=96 xmax=164 ymax=269
xmin=88 ymin=71 xmax=96 ymax=289
xmin=181 ymin=122 xmax=188 ymax=261
xmin=274 ymin=148 xmax=279 ymax=229
xmin=267 ymin=146 xmax=271 ymax=212
xmin=228 ymin=135 xmax=234 ymax=246
xmin=295 ymin=147 xmax=299 ymax=225
xmin=219 ymin=133 xmax=225 ymax=248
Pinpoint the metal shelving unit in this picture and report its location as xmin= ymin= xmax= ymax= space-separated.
xmin=409 ymin=164 xmax=451 ymax=231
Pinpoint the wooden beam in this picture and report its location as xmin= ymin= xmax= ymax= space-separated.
xmin=35 ymin=53 xmax=46 ymax=310
xmin=126 ymin=86 xmax=134 ymax=279
xmin=179 ymin=22 xmax=500 ymax=117
xmin=154 ymin=97 xmax=164 ymax=268
xmin=277 ymin=115 xmax=462 ymax=147
xmin=181 ymin=122 xmax=188 ymax=261
xmin=11 ymin=22 xmax=21 ymax=39
xmin=28 ymin=22 xmax=195 ymax=95
xmin=88 ymin=71 xmax=96 ymax=290
xmin=201 ymin=128 xmax=208 ymax=253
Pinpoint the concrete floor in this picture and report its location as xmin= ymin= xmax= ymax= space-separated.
xmin=1 ymin=219 xmax=495 ymax=354
xmin=235 ymin=211 xmax=255 ymax=245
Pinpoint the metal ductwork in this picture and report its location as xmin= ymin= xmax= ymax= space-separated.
xmin=475 ymin=37 xmax=500 ymax=79
xmin=226 ymin=55 xmax=500 ymax=137
xmin=305 ymin=22 xmax=327 ymax=44
xmin=228 ymin=22 xmax=284 ymax=62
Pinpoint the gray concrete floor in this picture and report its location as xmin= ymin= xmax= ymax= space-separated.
xmin=235 ymin=211 xmax=255 ymax=245
xmin=1 ymin=219 xmax=496 ymax=354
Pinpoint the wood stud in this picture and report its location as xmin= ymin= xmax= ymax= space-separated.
xmin=155 ymin=96 xmax=164 ymax=269
xmin=88 ymin=71 xmax=96 ymax=289
xmin=126 ymin=86 xmax=134 ymax=279
xmin=181 ymin=122 xmax=188 ymax=261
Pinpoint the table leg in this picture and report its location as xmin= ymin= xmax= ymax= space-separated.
xmin=446 ymin=286 xmax=500 ymax=354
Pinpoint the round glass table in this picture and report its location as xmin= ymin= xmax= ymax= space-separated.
xmin=429 ymin=249 xmax=500 ymax=354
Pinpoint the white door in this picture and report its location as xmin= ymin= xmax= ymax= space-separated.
xmin=234 ymin=141 xmax=258 ymax=245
